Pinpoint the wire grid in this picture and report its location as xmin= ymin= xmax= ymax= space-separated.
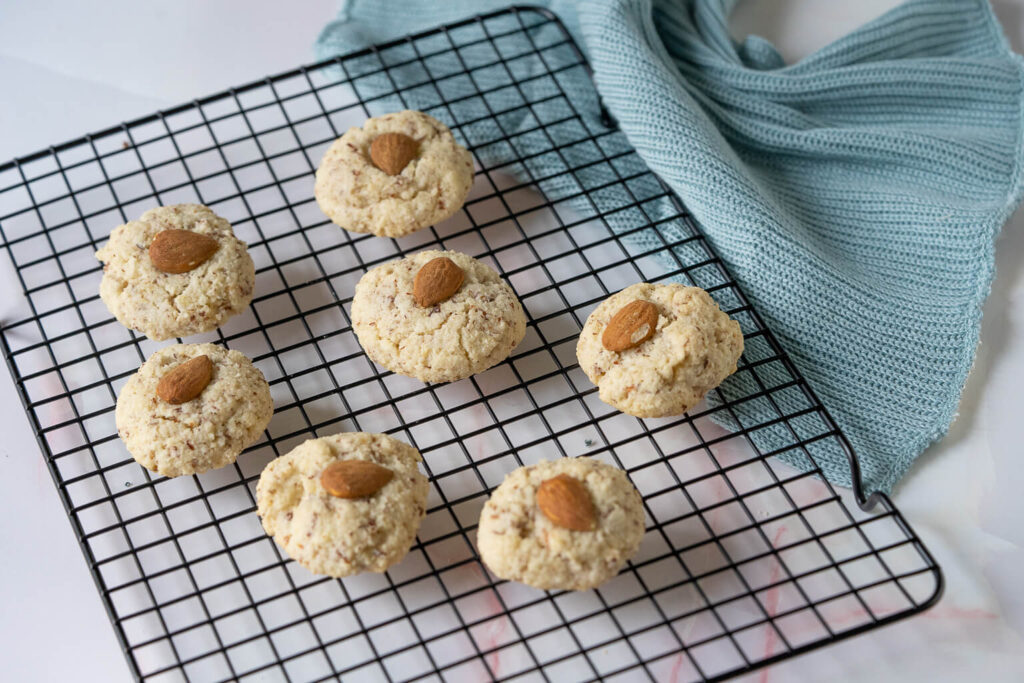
xmin=0 ymin=7 xmax=941 ymax=683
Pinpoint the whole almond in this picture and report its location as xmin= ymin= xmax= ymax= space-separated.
xmin=370 ymin=132 xmax=419 ymax=175
xmin=536 ymin=474 xmax=597 ymax=531
xmin=320 ymin=460 xmax=394 ymax=499
xmin=413 ymin=257 xmax=465 ymax=307
xmin=602 ymin=300 xmax=659 ymax=352
xmin=156 ymin=355 xmax=213 ymax=404
xmin=149 ymin=229 xmax=219 ymax=274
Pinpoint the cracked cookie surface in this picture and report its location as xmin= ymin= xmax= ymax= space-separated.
xmin=116 ymin=343 xmax=272 ymax=477
xmin=256 ymin=432 xmax=429 ymax=578
xmin=95 ymin=204 xmax=255 ymax=341
xmin=477 ymin=458 xmax=645 ymax=591
xmin=576 ymin=283 xmax=743 ymax=418
xmin=314 ymin=110 xmax=474 ymax=237
xmin=351 ymin=250 xmax=527 ymax=383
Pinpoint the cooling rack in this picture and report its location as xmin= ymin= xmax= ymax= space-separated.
xmin=0 ymin=6 xmax=942 ymax=682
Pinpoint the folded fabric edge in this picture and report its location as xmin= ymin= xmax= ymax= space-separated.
xmin=582 ymin=0 xmax=1024 ymax=494
xmin=886 ymin=1 xmax=1024 ymax=494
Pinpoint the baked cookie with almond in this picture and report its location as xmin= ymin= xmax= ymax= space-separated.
xmin=314 ymin=110 xmax=474 ymax=237
xmin=116 ymin=343 xmax=272 ymax=477
xmin=477 ymin=458 xmax=645 ymax=591
xmin=351 ymin=250 xmax=526 ymax=383
xmin=256 ymin=432 xmax=429 ymax=578
xmin=95 ymin=204 xmax=255 ymax=341
xmin=576 ymin=283 xmax=743 ymax=418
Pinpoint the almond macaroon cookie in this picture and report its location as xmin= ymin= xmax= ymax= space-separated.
xmin=95 ymin=204 xmax=255 ymax=341
xmin=477 ymin=458 xmax=645 ymax=591
xmin=314 ymin=110 xmax=474 ymax=237
xmin=351 ymin=250 xmax=527 ymax=383
xmin=256 ymin=432 xmax=429 ymax=578
xmin=116 ymin=343 xmax=273 ymax=477
xmin=576 ymin=283 xmax=743 ymax=418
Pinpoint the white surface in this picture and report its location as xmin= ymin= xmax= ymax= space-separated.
xmin=0 ymin=0 xmax=1022 ymax=681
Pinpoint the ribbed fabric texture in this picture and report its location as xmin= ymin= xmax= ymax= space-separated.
xmin=316 ymin=0 xmax=1024 ymax=493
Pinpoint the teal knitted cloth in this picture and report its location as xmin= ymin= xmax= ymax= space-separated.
xmin=316 ymin=0 xmax=1024 ymax=493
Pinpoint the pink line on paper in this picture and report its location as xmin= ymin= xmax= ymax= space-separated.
xmin=758 ymin=526 xmax=788 ymax=683
xmin=36 ymin=373 xmax=68 ymax=489
xmin=925 ymin=606 xmax=996 ymax=620
xmin=668 ymin=651 xmax=685 ymax=682
xmin=471 ymin=562 xmax=508 ymax=676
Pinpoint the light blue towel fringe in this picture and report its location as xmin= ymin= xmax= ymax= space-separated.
xmin=315 ymin=0 xmax=1024 ymax=493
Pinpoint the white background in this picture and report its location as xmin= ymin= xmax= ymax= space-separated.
xmin=0 ymin=0 xmax=1022 ymax=681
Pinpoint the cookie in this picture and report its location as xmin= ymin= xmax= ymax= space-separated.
xmin=256 ymin=432 xmax=429 ymax=577
xmin=576 ymin=283 xmax=743 ymax=418
xmin=351 ymin=250 xmax=527 ymax=383
xmin=314 ymin=110 xmax=474 ymax=237
xmin=116 ymin=343 xmax=272 ymax=477
xmin=477 ymin=458 xmax=645 ymax=591
xmin=95 ymin=204 xmax=255 ymax=341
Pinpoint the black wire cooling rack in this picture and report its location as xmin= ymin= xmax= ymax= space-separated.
xmin=0 ymin=6 xmax=942 ymax=682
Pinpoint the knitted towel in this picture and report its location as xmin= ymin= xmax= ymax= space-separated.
xmin=316 ymin=0 xmax=1024 ymax=493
